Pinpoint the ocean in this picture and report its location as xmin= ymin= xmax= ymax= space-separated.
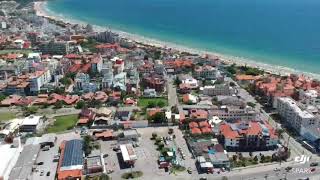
xmin=46 ymin=0 xmax=320 ymax=74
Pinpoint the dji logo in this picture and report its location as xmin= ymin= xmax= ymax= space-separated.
xmin=295 ymin=155 xmax=310 ymax=164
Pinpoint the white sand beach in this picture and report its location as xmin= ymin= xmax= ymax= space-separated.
xmin=34 ymin=1 xmax=320 ymax=80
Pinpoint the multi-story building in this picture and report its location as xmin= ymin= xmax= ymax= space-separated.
xmin=299 ymin=89 xmax=320 ymax=106
xmin=193 ymin=65 xmax=218 ymax=80
xmin=113 ymin=72 xmax=127 ymax=91
xmin=202 ymin=84 xmax=237 ymax=96
xmin=28 ymin=69 xmax=51 ymax=95
xmin=4 ymin=77 xmax=30 ymax=96
xmin=75 ymin=73 xmax=98 ymax=92
xmin=90 ymin=54 xmax=103 ymax=73
xmin=276 ymin=97 xmax=317 ymax=133
xmin=93 ymin=31 xmax=120 ymax=43
xmin=209 ymin=106 xmax=257 ymax=122
xmin=219 ymin=121 xmax=278 ymax=151
xmin=39 ymin=41 xmax=70 ymax=55
xmin=143 ymin=74 xmax=166 ymax=92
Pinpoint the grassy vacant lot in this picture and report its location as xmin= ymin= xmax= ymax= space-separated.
xmin=0 ymin=112 xmax=16 ymax=122
xmin=0 ymin=49 xmax=32 ymax=55
xmin=138 ymin=97 xmax=168 ymax=108
xmin=46 ymin=114 xmax=78 ymax=133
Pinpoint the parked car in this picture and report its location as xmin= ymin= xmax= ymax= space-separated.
xmin=310 ymin=162 xmax=319 ymax=167
xmin=285 ymin=166 xmax=292 ymax=171
xmin=310 ymin=168 xmax=316 ymax=172
xmin=273 ymin=168 xmax=281 ymax=172
xmin=42 ymin=146 xmax=50 ymax=151
xmin=40 ymin=171 xmax=44 ymax=176
xmin=46 ymin=172 xmax=50 ymax=176
xmin=37 ymin=162 xmax=44 ymax=165
xmin=187 ymin=167 xmax=192 ymax=174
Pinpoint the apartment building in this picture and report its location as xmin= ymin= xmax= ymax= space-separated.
xmin=28 ymin=69 xmax=51 ymax=95
xmin=276 ymin=97 xmax=317 ymax=133
xmin=209 ymin=106 xmax=257 ymax=122
xmin=202 ymin=84 xmax=237 ymax=96
xmin=219 ymin=121 xmax=278 ymax=151
xmin=299 ymin=89 xmax=320 ymax=107
xmin=193 ymin=65 xmax=218 ymax=80
xmin=39 ymin=41 xmax=70 ymax=55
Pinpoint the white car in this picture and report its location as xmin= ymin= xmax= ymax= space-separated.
xmin=274 ymin=168 xmax=281 ymax=172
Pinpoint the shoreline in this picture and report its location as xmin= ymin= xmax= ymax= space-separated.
xmin=34 ymin=1 xmax=320 ymax=80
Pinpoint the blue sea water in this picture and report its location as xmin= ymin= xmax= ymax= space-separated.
xmin=47 ymin=0 xmax=320 ymax=74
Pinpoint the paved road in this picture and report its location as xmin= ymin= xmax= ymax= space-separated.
xmin=167 ymin=77 xmax=178 ymax=108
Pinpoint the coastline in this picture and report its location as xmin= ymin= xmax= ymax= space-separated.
xmin=34 ymin=1 xmax=320 ymax=80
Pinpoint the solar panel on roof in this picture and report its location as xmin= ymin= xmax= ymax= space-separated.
xmin=61 ymin=139 xmax=84 ymax=167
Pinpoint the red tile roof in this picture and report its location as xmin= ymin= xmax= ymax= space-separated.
xmin=95 ymin=130 xmax=113 ymax=138
xmin=189 ymin=122 xmax=199 ymax=129
xmin=198 ymin=121 xmax=211 ymax=128
xmin=191 ymin=127 xmax=202 ymax=135
xmin=201 ymin=127 xmax=212 ymax=134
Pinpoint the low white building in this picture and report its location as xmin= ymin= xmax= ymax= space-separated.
xmin=120 ymin=144 xmax=137 ymax=165
xmin=182 ymin=78 xmax=198 ymax=89
xmin=0 ymin=139 xmax=22 ymax=180
xmin=19 ymin=116 xmax=43 ymax=133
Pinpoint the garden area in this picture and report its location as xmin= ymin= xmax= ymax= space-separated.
xmin=138 ymin=97 xmax=168 ymax=108
xmin=46 ymin=114 xmax=78 ymax=133
xmin=0 ymin=112 xmax=16 ymax=122
xmin=230 ymin=152 xmax=278 ymax=168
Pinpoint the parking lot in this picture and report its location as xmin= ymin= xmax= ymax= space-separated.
xmin=32 ymin=145 xmax=59 ymax=180
xmin=99 ymin=127 xmax=200 ymax=179
xmin=31 ymin=132 xmax=81 ymax=180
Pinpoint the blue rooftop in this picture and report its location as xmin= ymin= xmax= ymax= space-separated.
xmin=61 ymin=139 xmax=84 ymax=167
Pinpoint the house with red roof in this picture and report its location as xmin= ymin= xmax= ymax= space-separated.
xmin=218 ymin=121 xmax=278 ymax=151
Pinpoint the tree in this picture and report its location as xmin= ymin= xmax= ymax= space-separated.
xmin=226 ymin=64 xmax=236 ymax=75
xmin=157 ymin=101 xmax=166 ymax=107
xmin=232 ymin=155 xmax=238 ymax=161
xmin=253 ymin=155 xmax=258 ymax=162
xmin=53 ymin=87 xmax=65 ymax=94
xmin=260 ymin=154 xmax=265 ymax=163
xmin=65 ymin=72 xmax=76 ymax=80
xmin=276 ymin=128 xmax=284 ymax=139
xmin=249 ymin=151 xmax=253 ymax=157
xmin=174 ymin=77 xmax=182 ymax=85
xmin=59 ymin=77 xmax=71 ymax=86
xmin=247 ymin=102 xmax=256 ymax=108
xmin=83 ymin=135 xmax=93 ymax=156
xmin=54 ymin=100 xmax=63 ymax=109
xmin=154 ymin=50 xmax=161 ymax=60
xmin=0 ymin=93 xmax=6 ymax=101
xmin=149 ymin=112 xmax=166 ymax=123
xmin=229 ymin=82 xmax=236 ymax=87
xmin=88 ymin=99 xmax=102 ymax=108
xmin=147 ymin=101 xmax=156 ymax=108
xmin=151 ymin=133 xmax=158 ymax=139
xmin=75 ymin=100 xmax=86 ymax=109
xmin=23 ymin=106 xmax=38 ymax=116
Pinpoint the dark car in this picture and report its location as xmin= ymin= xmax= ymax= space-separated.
xmin=37 ymin=162 xmax=44 ymax=165
xmin=285 ymin=166 xmax=292 ymax=171
xmin=310 ymin=162 xmax=319 ymax=167
xmin=103 ymin=154 xmax=109 ymax=158
xmin=46 ymin=172 xmax=50 ymax=176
